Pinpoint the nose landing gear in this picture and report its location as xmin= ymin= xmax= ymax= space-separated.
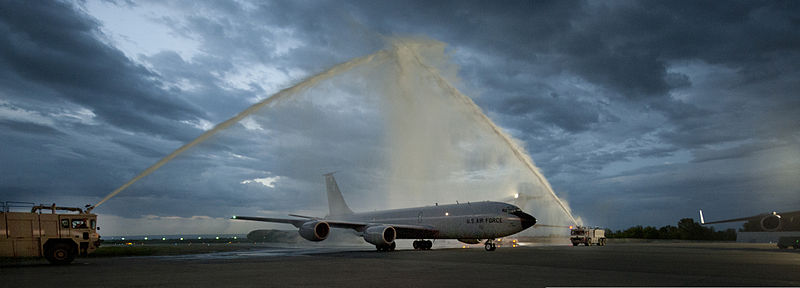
xmin=484 ymin=239 xmax=497 ymax=251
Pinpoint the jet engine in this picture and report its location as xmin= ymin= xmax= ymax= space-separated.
xmin=298 ymin=221 xmax=330 ymax=241
xmin=760 ymin=213 xmax=783 ymax=231
xmin=363 ymin=225 xmax=396 ymax=246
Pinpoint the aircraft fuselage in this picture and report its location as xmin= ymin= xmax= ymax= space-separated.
xmin=332 ymin=201 xmax=535 ymax=239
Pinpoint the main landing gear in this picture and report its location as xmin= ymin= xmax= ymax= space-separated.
xmin=413 ymin=240 xmax=433 ymax=250
xmin=484 ymin=239 xmax=497 ymax=251
xmin=376 ymin=242 xmax=396 ymax=252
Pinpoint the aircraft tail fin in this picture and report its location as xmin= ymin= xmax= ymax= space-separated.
xmin=699 ymin=209 xmax=705 ymax=224
xmin=324 ymin=172 xmax=353 ymax=216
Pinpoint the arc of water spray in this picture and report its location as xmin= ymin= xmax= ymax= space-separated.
xmin=391 ymin=42 xmax=579 ymax=226
xmin=90 ymin=39 xmax=579 ymax=227
xmin=88 ymin=51 xmax=390 ymax=212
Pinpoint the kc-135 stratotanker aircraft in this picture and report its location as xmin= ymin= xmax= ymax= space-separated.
xmin=232 ymin=173 xmax=537 ymax=251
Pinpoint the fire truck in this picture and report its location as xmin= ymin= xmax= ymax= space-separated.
xmin=1 ymin=201 xmax=101 ymax=264
xmin=570 ymin=226 xmax=606 ymax=246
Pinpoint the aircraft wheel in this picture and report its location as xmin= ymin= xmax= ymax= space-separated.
xmin=413 ymin=241 xmax=419 ymax=250
xmin=425 ymin=240 xmax=432 ymax=250
xmin=389 ymin=242 xmax=396 ymax=251
xmin=484 ymin=239 xmax=496 ymax=251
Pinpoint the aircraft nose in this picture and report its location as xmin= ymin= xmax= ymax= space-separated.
xmin=513 ymin=211 xmax=537 ymax=230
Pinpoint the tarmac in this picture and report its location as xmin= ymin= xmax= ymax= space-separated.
xmin=2 ymin=242 xmax=799 ymax=287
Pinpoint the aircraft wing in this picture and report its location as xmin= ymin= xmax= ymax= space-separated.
xmin=701 ymin=215 xmax=760 ymax=225
xmin=324 ymin=220 xmax=438 ymax=238
xmin=231 ymin=216 xmax=368 ymax=230
xmin=388 ymin=224 xmax=439 ymax=239
xmin=231 ymin=216 xmax=308 ymax=228
xmin=699 ymin=209 xmax=765 ymax=225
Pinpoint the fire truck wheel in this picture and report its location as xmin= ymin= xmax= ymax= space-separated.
xmin=45 ymin=242 xmax=76 ymax=265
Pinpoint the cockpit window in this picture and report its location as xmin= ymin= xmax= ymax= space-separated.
xmin=72 ymin=219 xmax=88 ymax=229
xmin=502 ymin=207 xmax=522 ymax=214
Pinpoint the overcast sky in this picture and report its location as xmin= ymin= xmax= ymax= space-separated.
xmin=1 ymin=1 xmax=798 ymax=235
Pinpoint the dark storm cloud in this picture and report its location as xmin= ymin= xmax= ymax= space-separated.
xmin=0 ymin=1 xmax=203 ymax=140
xmin=554 ymin=1 xmax=799 ymax=98
xmin=494 ymin=93 xmax=606 ymax=133
xmin=343 ymin=0 xmax=799 ymax=133
xmin=419 ymin=1 xmax=800 ymax=175
xmin=0 ymin=120 xmax=64 ymax=136
xmin=689 ymin=140 xmax=788 ymax=164
xmin=140 ymin=51 xmax=256 ymax=122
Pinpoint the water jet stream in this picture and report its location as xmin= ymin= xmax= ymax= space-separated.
xmin=91 ymin=39 xmax=578 ymax=228
xmin=390 ymin=42 xmax=579 ymax=225
xmin=89 ymin=51 xmax=389 ymax=211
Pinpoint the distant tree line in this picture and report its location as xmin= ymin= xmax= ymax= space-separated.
xmin=605 ymin=218 xmax=736 ymax=241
